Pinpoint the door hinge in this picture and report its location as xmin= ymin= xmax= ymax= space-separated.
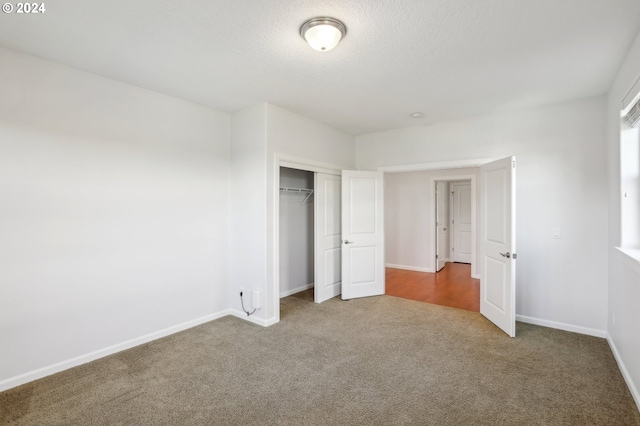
xmin=512 ymin=159 xmax=516 ymax=168
xmin=452 ymin=247 xmax=454 ymax=252
xmin=436 ymin=254 xmax=439 ymax=259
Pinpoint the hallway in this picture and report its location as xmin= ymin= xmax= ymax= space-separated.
xmin=385 ymin=263 xmax=479 ymax=312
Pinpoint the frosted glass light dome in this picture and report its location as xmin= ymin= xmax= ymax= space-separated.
xmin=300 ymin=17 xmax=347 ymax=52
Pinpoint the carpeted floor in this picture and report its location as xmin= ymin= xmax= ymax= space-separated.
xmin=1 ymin=290 xmax=639 ymax=425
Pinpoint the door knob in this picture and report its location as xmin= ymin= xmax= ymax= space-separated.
xmin=500 ymin=252 xmax=511 ymax=258
xmin=343 ymin=240 xmax=354 ymax=245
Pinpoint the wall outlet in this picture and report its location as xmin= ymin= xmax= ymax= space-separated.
xmin=252 ymin=289 xmax=261 ymax=310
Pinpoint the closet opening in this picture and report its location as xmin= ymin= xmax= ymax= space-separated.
xmin=273 ymin=158 xmax=343 ymax=322
xmin=279 ymin=167 xmax=315 ymax=302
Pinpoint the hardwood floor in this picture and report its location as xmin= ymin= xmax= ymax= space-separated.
xmin=385 ymin=263 xmax=480 ymax=312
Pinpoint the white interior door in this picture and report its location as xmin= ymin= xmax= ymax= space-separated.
xmin=452 ymin=183 xmax=472 ymax=263
xmin=436 ymin=181 xmax=448 ymax=272
xmin=341 ymin=170 xmax=385 ymax=300
xmin=314 ymin=173 xmax=342 ymax=303
xmin=480 ymin=157 xmax=516 ymax=337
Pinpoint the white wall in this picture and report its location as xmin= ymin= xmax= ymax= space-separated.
xmin=385 ymin=171 xmax=432 ymax=271
xmin=606 ymin=28 xmax=640 ymax=409
xmin=357 ymin=97 xmax=609 ymax=335
xmin=385 ymin=170 xmax=478 ymax=274
xmin=229 ymin=103 xmax=267 ymax=322
xmin=279 ymin=168 xmax=314 ymax=297
xmin=0 ymin=48 xmax=231 ymax=390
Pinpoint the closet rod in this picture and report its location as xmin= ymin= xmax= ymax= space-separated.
xmin=279 ymin=187 xmax=313 ymax=193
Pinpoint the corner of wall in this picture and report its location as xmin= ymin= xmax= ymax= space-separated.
xmin=229 ymin=103 xmax=269 ymax=322
xmin=605 ymin=25 xmax=640 ymax=415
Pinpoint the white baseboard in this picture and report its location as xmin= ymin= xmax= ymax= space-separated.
xmin=0 ymin=310 xmax=232 ymax=393
xmin=516 ymin=315 xmax=606 ymax=338
xmin=385 ymin=264 xmax=434 ymax=273
xmin=607 ymin=335 xmax=640 ymax=412
xmin=228 ymin=309 xmax=277 ymax=327
xmin=280 ymin=283 xmax=314 ymax=298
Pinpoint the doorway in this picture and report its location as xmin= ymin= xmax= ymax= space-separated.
xmin=435 ymin=179 xmax=473 ymax=270
xmin=279 ymin=167 xmax=315 ymax=299
xmin=384 ymin=170 xmax=478 ymax=312
xmin=277 ymin=162 xmax=336 ymax=320
xmin=277 ymin=166 xmax=343 ymax=312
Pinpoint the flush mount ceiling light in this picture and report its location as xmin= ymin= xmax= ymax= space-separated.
xmin=300 ymin=17 xmax=347 ymax=52
xmin=410 ymin=112 xmax=424 ymax=118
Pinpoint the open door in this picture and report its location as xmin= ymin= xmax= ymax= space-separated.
xmin=435 ymin=181 xmax=447 ymax=272
xmin=314 ymin=173 xmax=342 ymax=303
xmin=341 ymin=170 xmax=385 ymax=300
xmin=480 ymin=157 xmax=516 ymax=337
xmin=452 ymin=183 xmax=472 ymax=263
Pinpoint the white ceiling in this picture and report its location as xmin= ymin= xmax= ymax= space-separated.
xmin=1 ymin=0 xmax=640 ymax=135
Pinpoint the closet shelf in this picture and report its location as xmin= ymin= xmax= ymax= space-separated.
xmin=279 ymin=187 xmax=313 ymax=193
xmin=280 ymin=187 xmax=314 ymax=204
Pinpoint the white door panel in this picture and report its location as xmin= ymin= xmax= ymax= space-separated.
xmin=349 ymin=178 xmax=377 ymax=234
xmin=452 ymin=183 xmax=472 ymax=263
xmin=480 ymin=157 xmax=516 ymax=337
xmin=485 ymin=257 xmax=507 ymax=311
xmin=459 ymin=233 xmax=472 ymax=254
xmin=486 ymin=170 xmax=506 ymax=243
xmin=342 ymin=171 xmax=384 ymax=300
xmin=314 ymin=173 xmax=342 ymax=303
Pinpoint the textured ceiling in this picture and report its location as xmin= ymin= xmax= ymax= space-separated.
xmin=1 ymin=0 xmax=640 ymax=135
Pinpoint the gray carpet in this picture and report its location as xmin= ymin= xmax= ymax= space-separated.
xmin=1 ymin=291 xmax=639 ymax=425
